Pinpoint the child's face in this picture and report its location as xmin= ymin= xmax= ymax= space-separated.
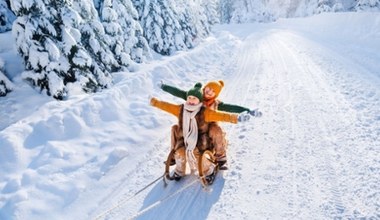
xmin=186 ymin=95 xmax=200 ymax=105
xmin=204 ymin=86 xmax=215 ymax=99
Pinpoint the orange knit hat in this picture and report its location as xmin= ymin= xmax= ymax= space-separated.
xmin=204 ymin=80 xmax=224 ymax=98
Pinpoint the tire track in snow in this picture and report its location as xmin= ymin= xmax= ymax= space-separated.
xmin=207 ymin=33 xmax=264 ymax=219
xmin=218 ymin=28 xmax=371 ymax=219
xmin=271 ymin=33 xmax=347 ymax=219
xmin=259 ymin=35 xmax=301 ymax=219
xmin=280 ymin=32 xmax=380 ymax=219
xmin=270 ymin=31 xmax=380 ymax=218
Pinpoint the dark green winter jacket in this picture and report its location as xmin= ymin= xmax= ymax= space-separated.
xmin=161 ymin=83 xmax=250 ymax=113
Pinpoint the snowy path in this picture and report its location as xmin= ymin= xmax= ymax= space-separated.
xmin=92 ymin=18 xmax=379 ymax=219
xmin=215 ymin=27 xmax=380 ymax=219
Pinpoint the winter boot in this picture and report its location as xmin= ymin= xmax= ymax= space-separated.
xmin=169 ymin=157 xmax=176 ymax=166
xmin=215 ymin=154 xmax=228 ymax=170
xmin=205 ymin=169 xmax=217 ymax=185
xmin=173 ymin=172 xmax=182 ymax=181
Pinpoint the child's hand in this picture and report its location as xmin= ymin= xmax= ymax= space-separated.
xmin=157 ymin=80 xmax=163 ymax=88
xmin=249 ymin=108 xmax=262 ymax=117
xmin=238 ymin=112 xmax=251 ymax=122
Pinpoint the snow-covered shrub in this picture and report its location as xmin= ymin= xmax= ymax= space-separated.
xmin=0 ymin=0 xmax=16 ymax=32
xmin=0 ymin=58 xmax=13 ymax=96
xmin=11 ymin=0 xmax=112 ymax=100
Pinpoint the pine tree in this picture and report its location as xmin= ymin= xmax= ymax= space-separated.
xmin=229 ymin=0 xmax=275 ymax=23
xmin=136 ymin=0 xmax=168 ymax=55
xmin=98 ymin=0 xmax=150 ymax=71
xmin=175 ymin=0 xmax=210 ymax=48
xmin=132 ymin=0 xmax=211 ymax=55
xmin=11 ymin=0 xmax=112 ymax=100
xmin=161 ymin=0 xmax=188 ymax=52
xmin=133 ymin=0 xmax=183 ymax=55
xmin=71 ymin=0 xmax=117 ymax=80
xmin=332 ymin=0 xmax=344 ymax=12
xmin=219 ymin=0 xmax=233 ymax=23
xmin=315 ymin=0 xmax=332 ymax=13
xmin=0 ymin=58 xmax=13 ymax=96
xmin=187 ymin=0 xmax=210 ymax=38
xmin=202 ymin=0 xmax=220 ymax=25
xmin=176 ymin=0 xmax=197 ymax=49
xmin=355 ymin=0 xmax=380 ymax=11
xmin=0 ymin=0 xmax=16 ymax=32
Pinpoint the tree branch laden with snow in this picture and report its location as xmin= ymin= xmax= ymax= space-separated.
xmin=0 ymin=58 xmax=13 ymax=96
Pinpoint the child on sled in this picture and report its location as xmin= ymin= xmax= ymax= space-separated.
xmin=159 ymin=80 xmax=262 ymax=169
xmin=150 ymin=83 xmax=251 ymax=185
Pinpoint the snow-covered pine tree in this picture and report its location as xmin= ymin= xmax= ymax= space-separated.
xmin=133 ymin=0 xmax=211 ymax=55
xmin=71 ymin=0 xmax=117 ymax=78
xmin=229 ymin=0 xmax=246 ymax=23
xmin=11 ymin=0 xmax=112 ymax=100
xmin=294 ymin=0 xmax=317 ymax=17
xmin=229 ymin=0 xmax=275 ymax=23
xmin=332 ymin=0 xmax=344 ymax=12
xmin=219 ymin=0 xmax=233 ymax=23
xmin=98 ymin=0 xmax=150 ymax=71
xmin=175 ymin=0 xmax=197 ymax=49
xmin=133 ymin=0 xmax=184 ymax=55
xmin=315 ymin=0 xmax=332 ymax=13
xmin=174 ymin=0 xmax=210 ymax=48
xmin=0 ymin=58 xmax=13 ymax=96
xmin=186 ymin=0 xmax=210 ymax=39
xmin=161 ymin=0 xmax=189 ymax=52
xmin=355 ymin=0 xmax=380 ymax=11
xmin=134 ymin=0 xmax=169 ymax=55
xmin=202 ymin=0 xmax=220 ymax=25
xmin=0 ymin=0 xmax=16 ymax=32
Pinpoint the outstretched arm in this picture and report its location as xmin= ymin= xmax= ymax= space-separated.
xmin=150 ymin=97 xmax=181 ymax=117
xmin=160 ymin=83 xmax=187 ymax=100
xmin=204 ymin=108 xmax=238 ymax=124
xmin=217 ymin=101 xmax=250 ymax=113
xmin=218 ymin=101 xmax=262 ymax=117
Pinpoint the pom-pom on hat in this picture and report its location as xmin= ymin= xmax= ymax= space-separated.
xmin=204 ymin=80 xmax=224 ymax=98
xmin=187 ymin=82 xmax=203 ymax=102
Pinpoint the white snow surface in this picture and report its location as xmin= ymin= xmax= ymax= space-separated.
xmin=1 ymin=12 xmax=380 ymax=219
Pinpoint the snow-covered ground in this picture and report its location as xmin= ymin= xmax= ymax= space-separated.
xmin=1 ymin=12 xmax=379 ymax=219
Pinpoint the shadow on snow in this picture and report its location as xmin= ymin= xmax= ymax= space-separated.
xmin=136 ymin=174 xmax=225 ymax=220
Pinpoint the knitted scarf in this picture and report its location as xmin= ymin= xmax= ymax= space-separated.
xmin=204 ymin=98 xmax=219 ymax=110
xmin=182 ymin=102 xmax=203 ymax=170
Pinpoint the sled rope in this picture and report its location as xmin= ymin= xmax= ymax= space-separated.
xmin=94 ymin=174 xmax=164 ymax=220
xmin=127 ymin=178 xmax=199 ymax=220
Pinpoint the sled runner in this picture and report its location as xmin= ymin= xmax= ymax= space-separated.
xmin=164 ymin=149 xmax=219 ymax=188
xmin=198 ymin=150 xmax=219 ymax=187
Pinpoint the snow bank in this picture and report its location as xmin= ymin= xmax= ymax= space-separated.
xmin=0 ymin=17 xmax=241 ymax=218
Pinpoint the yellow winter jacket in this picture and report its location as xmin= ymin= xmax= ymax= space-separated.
xmin=150 ymin=97 xmax=238 ymax=124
